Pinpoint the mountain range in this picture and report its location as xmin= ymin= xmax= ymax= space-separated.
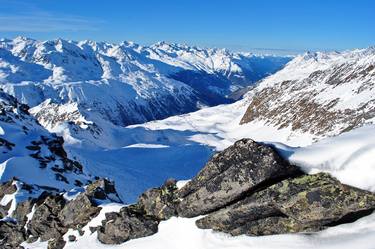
xmin=0 ymin=38 xmax=375 ymax=249
xmin=0 ymin=37 xmax=290 ymax=126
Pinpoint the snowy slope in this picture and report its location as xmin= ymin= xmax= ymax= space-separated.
xmin=0 ymin=89 xmax=92 ymax=192
xmin=0 ymin=37 xmax=290 ymax=126
xmin=241 ymin=47 xmax=375 ymax=136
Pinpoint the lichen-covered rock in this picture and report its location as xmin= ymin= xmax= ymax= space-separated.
xmin=27 ymin=194 xmax=67 ymax=241
xmin=178 ymin=139 xmax=302 ymax=217
xmin=97 ymin=205 xmax=159 ymax=244
xmin=58 ymin=193 xmax=101 ymax=228
xmin=137 ymin=178 xmax=179 ymax=220
xmin=196 ymin=173 xmax=375 ymax=235
xmin=0 ymin=220 xmax=26 ymax=249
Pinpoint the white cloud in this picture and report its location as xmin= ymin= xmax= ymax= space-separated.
xmin=0 ymin=0 xmax=104 ymax=32
xmin=0 ymin=14 xmax=103 ymax=32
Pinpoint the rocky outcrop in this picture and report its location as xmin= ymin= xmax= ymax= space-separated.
xmin=137 ymin=178 xmax=179 ymax=220
xmin=58 ymin=193 xmax=101 ymax=229
xmin=96 ymin=178 xmax=179 ymax=244
xmin=178 ymin=139 xmax=303 ymax=217
xmin=196 ymin=173 xmax=375 ymax=235
xmin=1 ymin=138 xmax=375 ymax=247
xmin=27 ymin=194 xmax=67 ymax=241
xmin=0 ymin=220 xmax=26 ymax=249
xmin=97 ymin=205 xmax=159 ymax=244
xmin=85 ymin=178 xmax=122 ymax=203
xmin=0 ymin=178 xmax=122 ymax=248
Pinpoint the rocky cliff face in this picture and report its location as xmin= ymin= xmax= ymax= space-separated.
xmin=240 ymin=48 xmax=375 ymax=137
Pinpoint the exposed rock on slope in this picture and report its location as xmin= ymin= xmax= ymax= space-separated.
xmin=177 ymin=139 xmax=303 ymax=217
xmin=240 ymin=48 xmax=375 ymax=137
xmin=93 ymin=139 xmax=375 ymax=244
xmin=196 ymin=173 xmax=375 ymax=235
xmin=0 ymin=178 xmax=121 ymax=248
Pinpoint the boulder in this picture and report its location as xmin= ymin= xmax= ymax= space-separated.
xmin=27 ymin=194 xmax=67 ymax=241
xmin=97 ymin=205 xmax=159 ymax=244
xmin=58 ymin=193 xmax=101 ymax=228
xmin=137 ymin=178 xmax=179 ymax=220
xmin=178 ymin=139 xmax=302 ymax=217
xmin=196 ymin=173 xmax=375 ymax=235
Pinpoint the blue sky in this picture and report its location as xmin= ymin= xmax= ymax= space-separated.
xmin=0 ymin=0 xmax=374 ymax=52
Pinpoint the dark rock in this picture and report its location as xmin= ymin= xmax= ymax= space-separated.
xmin=0 ymin=220 xmax=26 ymax=249
xmin=97 ymin=205 xmax=159 ymax=244
xmin=178 ymin=139 xmax=302 ymax=217
xmin=0 ymin=137 xmax=15 ymax=150
xmin=25 ymin=145 xmax=41 ymax=151
xmin=89 ymin=226 xmax=98 ymax=234
xmin=196 ymin=173 xmax=375 ymax=235
xmin=78 ymin=228 xmax=85 ymax=236
xmin=68 ymin=234 xmax=76 ymax=242
xmin=27 ymin=195 xmax=67 ymax=241
xmin=0 ymin=180 xmax=18 ymax=218
xmin=85 ymin=178 xmax=121 ymax=202
xmin=13 ymin=199 xmax=35 ymax=226
xmin=137 ymin=178 xmax=179 ymax=220
xmin=0 ymin=179 xmax=17 ymax=199
xmin=58 ymin=193 xmax=101 ymax=228
xmin=47 ymin=237 xmax=66 ymax=249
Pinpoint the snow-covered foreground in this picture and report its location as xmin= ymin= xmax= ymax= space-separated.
xmin=26 ymin=202 xmax=375 ymax=249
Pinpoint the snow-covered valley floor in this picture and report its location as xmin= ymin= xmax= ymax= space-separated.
xmin=62 ymin=99 xmax=316 ymax=203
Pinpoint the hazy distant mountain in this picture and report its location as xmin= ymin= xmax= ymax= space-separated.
xmin=0 ymin=37 xmax=290 ymax=126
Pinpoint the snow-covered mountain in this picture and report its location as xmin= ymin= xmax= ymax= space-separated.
xmin=240 ymin=47 xmax=375 ymax=137
xmin=2 ymin=38 xmax=375 ymax=249
xmin=0 ymin=37 xmax=290 ymax=126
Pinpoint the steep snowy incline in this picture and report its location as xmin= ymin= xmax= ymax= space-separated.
xmin=241 ymin=47 xmax=375 ymax=137
xmin=0 ymin=37 xmax=290 ymax=126
xmin=0 ymin=89 xmax=92 ymax=191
